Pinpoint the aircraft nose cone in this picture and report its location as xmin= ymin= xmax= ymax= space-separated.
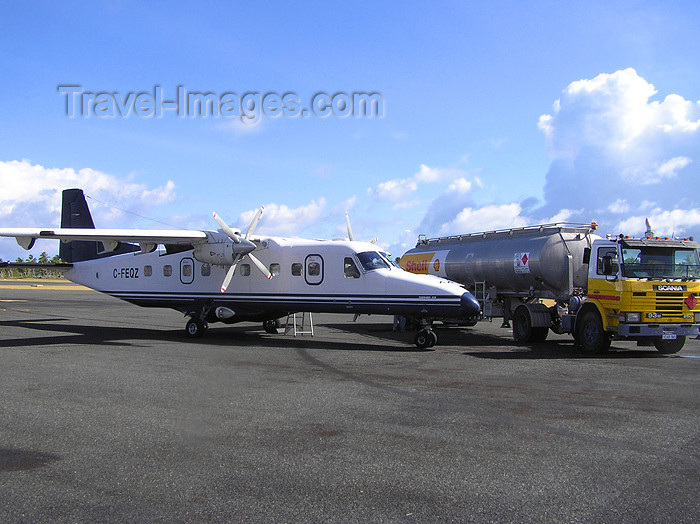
xmin=460 ymin=291 xmax=481 ymax=317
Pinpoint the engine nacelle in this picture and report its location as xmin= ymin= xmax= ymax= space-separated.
xmin=193 ymin=242 xmax=235 ymax=265
xmin=193 ymin=239 xmax=255 ymax=266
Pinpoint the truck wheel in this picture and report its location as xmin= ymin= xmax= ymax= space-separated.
xmin=512 ymin=306 xmax=533 ymax=343
xmin=532 ymin=327 xmax=549 ymax=343
xmin=577 ymin=310 xmax=610 ymax=354
xmin=653 ymin=336 xmax=685 ymax=354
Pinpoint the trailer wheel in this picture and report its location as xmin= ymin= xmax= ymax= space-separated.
xmin=653 ymin=336 xmax=685 ymax=354
xmin=577 ymin=310 xmax=610 ymax=354
xmin=512 ymin=306 xmax=534 ymax=343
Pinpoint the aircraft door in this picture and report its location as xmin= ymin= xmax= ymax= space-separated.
xmin=305 ymin=254 xmax=324 ymax=285
xmin=180 ymin=257 xmax=195 ymax=285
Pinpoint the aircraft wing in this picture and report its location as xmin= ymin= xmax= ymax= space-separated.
xmin=0 ymin=228 xmax=209 ymax=251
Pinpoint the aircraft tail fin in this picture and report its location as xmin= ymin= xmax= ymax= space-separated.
xmin=59 ymin=189 xmax=138 ymax=263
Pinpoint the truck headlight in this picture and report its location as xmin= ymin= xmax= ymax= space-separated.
xmin=624 ymin=312 xmax=641 ymax=323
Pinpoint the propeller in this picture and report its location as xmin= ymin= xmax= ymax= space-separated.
xmin=345 ymin=211 xmax=354 ymax=241
xmin=213 ymin=207 xmax=272 ymax=293
xmin=345 ymin=211 xmax=377 ymax=244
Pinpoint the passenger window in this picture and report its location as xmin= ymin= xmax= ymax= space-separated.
xmin=240 ymin=264 xmax=250 ymax=276
xmin=270 ymin=263 xmax=281 ymax=277
xmin=308 ymin=262 xmax=321 ymax=276
xmin=291 ymin=263 xmax=303 ymax=276
xmin=144 ymin=265 xmax=152 ymax=277
xmin=163 ymin=265 xmax=172 ymax=277
xmin=201 ymin=263 xmax=211 ymax=277
xmin=182 ymin=264 xmax=193 ymax=277
xmin=344 ymin=257 xmax=360 ymax=278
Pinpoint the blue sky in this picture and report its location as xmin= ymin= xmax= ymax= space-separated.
xmin=1 ymin=1 xmax=699 ymax=261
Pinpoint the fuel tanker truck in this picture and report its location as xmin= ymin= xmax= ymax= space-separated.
xmin=399 ymin=222 xmax=700 ymax=354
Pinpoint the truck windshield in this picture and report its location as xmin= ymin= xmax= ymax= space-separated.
xmin=621 ymin=247 xmax=700 ymax=280
xmin=356 ymin=251 xmax=391 ymax=272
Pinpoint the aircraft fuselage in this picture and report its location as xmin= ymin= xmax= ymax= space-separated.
xmin=66 ymin=236 xmax=479 ymax=324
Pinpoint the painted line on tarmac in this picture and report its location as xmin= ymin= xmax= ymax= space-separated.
xmin=0 ymin=285 xmax=89 ymax=290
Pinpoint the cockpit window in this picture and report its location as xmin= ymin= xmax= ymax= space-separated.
xmin=379 ymin=251 xmax=401 ymax=269
xmin=356 ymin=251 xmax=390 ymax=272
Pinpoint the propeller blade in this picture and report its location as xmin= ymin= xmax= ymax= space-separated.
xmin=213 ymin=212 xmax=241 ymax=243
xmin=220 ymin=254 xmax=242 ymax=293
xmin=245 ymin=206 xmax=264 ymax=239
xmin=345 ymin=211 xmax=354 ymax=241
xmin=220 ymin=264 xmax=237 ymax=293
xmin=248 ymin=253 xmax=273 ymax=279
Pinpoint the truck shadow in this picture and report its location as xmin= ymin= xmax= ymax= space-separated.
xmin=459 ymin=336 xmax=666 ymax=359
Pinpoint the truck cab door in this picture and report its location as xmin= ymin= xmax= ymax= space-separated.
xmin=588 ymin=246 xmax=621 ymax=306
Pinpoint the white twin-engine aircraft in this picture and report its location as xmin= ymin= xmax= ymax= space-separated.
xmin=0 ymin=189 xmax=480 ymax=348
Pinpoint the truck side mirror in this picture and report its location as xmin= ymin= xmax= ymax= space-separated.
xmin=582 ymin=247 xmax=591 ymax=265
xmin=602 ymin=255 xmax=619 ymax=275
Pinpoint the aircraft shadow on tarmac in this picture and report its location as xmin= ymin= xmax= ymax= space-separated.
xmin=0 ymin=317 xmax=670 ymax=358
xmin=0 ymin=317 xmax=426 ymax=353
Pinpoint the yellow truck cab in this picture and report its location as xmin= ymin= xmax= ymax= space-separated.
xmin=580 ymin=235 xmax=700 ymax=353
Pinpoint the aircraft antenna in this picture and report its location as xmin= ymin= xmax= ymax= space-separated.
xmin=85 ymin=194 xmax=183 ymax=229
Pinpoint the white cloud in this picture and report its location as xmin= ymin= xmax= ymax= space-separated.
xmin=368 ymin=163 xmax=469 ymax=207
xmin=439 ymin=203 xmax=529 ymax=236
xmin=0 ymin=159 xmax=177 ymax=259
xmin=0 ymin=159 xmax=176 ymax=226
xmin=332 ymin=196 xmax=357 ymax=215
xmin=372 ymin=179 xmax=418 ymax=203
xmin=535 ymin=68 xmax=700 ymax=237
xmin=607 ymin=199 xmax=630 ymax=214
xmin=656 ymin=156 xmax=692 ymax=178
xmin=239 ymin=198 xmax=327 ymax=236
xmin=615 ymin=208 xmax=700 ymax=238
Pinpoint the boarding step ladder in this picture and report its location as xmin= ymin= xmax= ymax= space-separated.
xmin=284 ymin=312 xmax=314 ymax=336
xmin=474 ymin=281 xmax=489 ymax=320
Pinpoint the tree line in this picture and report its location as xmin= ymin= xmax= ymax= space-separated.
xmin=0 ymin=253 xmax=66 ymax=279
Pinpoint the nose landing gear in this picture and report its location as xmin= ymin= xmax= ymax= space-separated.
xmin=414 ymin=328 xmax=438 ymax=349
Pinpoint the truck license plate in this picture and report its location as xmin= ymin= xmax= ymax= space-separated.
xmin=662 ymin=333 xmax=677 ymax=340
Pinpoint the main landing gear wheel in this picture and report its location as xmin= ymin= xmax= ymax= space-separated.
xmin=185 ymin=318 xmax=206 ymax=338
xmin=414 ymin=329 xmax=438 ymax=349
xmin=263 ymin=319 xmax=280 ymax=334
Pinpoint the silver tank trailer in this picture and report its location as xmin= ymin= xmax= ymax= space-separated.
xmin=406 ymin=224 xmax=599 ymax=300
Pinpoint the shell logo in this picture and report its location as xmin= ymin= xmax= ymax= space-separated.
xmin=433 ymin=259 xmax=440 ymax=272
